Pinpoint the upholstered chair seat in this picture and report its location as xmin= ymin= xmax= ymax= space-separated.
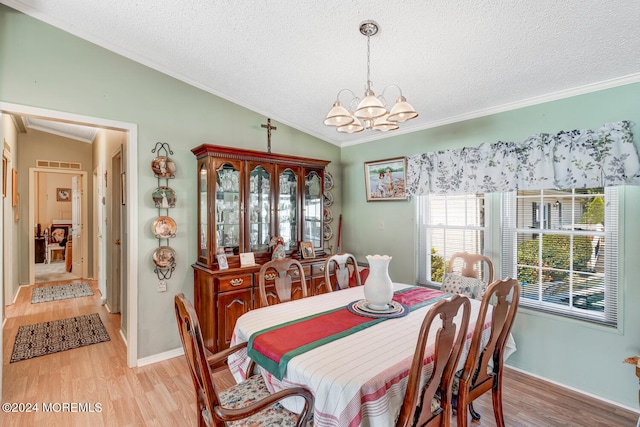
xmin=215 ymin=374 xmax=305 ymax=427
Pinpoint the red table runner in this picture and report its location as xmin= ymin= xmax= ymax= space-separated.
xmin=248 ymin=287 xmax=449 ymax=380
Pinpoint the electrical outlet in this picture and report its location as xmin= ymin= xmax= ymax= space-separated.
xmin=157 ymin=280 xmax=167 ymax=292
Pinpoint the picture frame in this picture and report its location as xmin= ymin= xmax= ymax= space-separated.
xmin=364 ymin=157 xmax=409 ymax=202
xmin=217 ymin=253 xmax=229 ymax=270
xmin=56 ymin=187 xmax=71 ymax=202
xmin=300 ymin=241 xmax=315 ymax=259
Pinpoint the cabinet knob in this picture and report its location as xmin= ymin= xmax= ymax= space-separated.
xmin=293 ymin=270 xmax=300 ymax=277
xmin=229 ymin=278 xmax=244 ymax=286
xmin=265 ymin=273 xmax=277 ymax=281
xmin=319 ymin=265 xmax=325 ymax=271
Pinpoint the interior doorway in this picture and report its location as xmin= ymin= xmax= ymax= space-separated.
xmin=0 ymin=101 xmax=140 ymax=371
xmin=31 ymin=169 xmax=84 ymax=284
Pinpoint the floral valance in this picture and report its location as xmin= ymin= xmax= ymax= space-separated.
xmin=405 ymin=120 xmax=639 ymax=196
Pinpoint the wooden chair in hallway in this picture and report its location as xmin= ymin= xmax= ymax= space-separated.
xmin=454 ymin=277 xmax=520 ymax=427
xmin=396 ymin=294 xmax=471 ymax=427
xmin=174 ymin=293 xmax=314 ymax=427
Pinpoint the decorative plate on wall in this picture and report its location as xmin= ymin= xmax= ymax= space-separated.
xmin=323 ymin=207 xmax=333 ymax=223
xmin=152 ymin=186 xmax=176 ymax=208
xmin=152 ymin=216 xmax=177 ymax=238
xmin=324 ymin=171 xmax=334 ymax=191
xmin=324 ymin=191 xmax=333 ymax=207
xmin=323 ymin=223 xmax=333 ymax=241
xmin=151 ymin=156 xmax=176 ymax=179
xmin=153 ymin=246 xmax=176 ymax=268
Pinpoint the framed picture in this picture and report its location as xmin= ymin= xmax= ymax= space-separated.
xmin=217 ymin=253 xmax=229 ymax=270
xmin=56 ymin=187 xmax=71 ymax=202
xmin=300 ymin=241 xmax=315 ymax=259
xmin=364 ymin=157 xmax=408 ymax=202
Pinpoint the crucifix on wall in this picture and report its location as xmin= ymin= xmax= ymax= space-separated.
xmin=261 ymin=118 xmax=277 ymax=153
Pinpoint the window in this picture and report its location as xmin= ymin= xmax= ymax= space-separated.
xmin=502 ymin=188 xmax=618 ymax=326
xmin=418 ymin=194 xmax=488 ymax=285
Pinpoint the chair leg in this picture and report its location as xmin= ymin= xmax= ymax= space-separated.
xmin=456 ymin=394 xmax=468 ymax=427
xmin=492 ymin=378 xmax=506 ymax=427
xmin=469 ymin=402 xmax=482 ymax=420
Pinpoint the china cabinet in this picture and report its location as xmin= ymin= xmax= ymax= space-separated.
xmin=191 ymin=144 xmax=331 ymax=351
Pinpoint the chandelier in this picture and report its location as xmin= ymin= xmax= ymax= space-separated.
xmin=324 ymin=20 xmax=418 ymax=133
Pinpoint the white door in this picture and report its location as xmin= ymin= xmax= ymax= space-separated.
xmin=71 ymin=175 xmax=83 ymax=275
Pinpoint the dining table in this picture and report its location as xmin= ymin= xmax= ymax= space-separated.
xmin=229 ymin=283 xmax=516 ymax=427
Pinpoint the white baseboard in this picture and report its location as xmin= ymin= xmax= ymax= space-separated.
xmin=506 ymin=365 xmax=640 ymax=415
xmin=137 ymin=347 xmax=184 ymax=367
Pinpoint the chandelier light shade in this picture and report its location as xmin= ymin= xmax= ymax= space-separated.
xmin=324 ymin=20 xmax=418 ymax=134
xmin=323 ymin=101 xmax=354 ymax=127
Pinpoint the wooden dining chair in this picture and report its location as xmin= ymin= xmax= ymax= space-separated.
xmin=396 ymin=294 xmax=471 ymax=427
xmin=324 ymin=253 xmax=365 ymax=290
xmin=174 ymin=293 xmax=314 ymax=427
xmin=258 ymin=258 xmax=308 ymax=306
xmin=442 ymin=252 xmax=494 ymax=300
xmin=454 ymin=277 xmax=520 ymax=427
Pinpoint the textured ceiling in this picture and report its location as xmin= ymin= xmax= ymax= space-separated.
xmin=3 ymin=0 xmax=640 ymax=147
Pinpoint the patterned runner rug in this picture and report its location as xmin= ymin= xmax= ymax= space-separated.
xmin=31 ymin=282 xmax=94 ymax=304
xmin=10 ymin=313 xmax=110 ymax=363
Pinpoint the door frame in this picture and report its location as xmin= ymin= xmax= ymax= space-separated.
xmin=0 ymin=101 xmax=139 ymax=368
xmin=29 ymin=168 xmax=88 ymax=283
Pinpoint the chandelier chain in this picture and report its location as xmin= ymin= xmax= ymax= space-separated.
xmin=366 ymin=34 xmax=371 ymax=90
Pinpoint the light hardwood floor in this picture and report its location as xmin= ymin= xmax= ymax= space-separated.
xmin=2 ymin=279 xmax=638 ymax=426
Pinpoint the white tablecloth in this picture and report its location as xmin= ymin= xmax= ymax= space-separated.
xmin=229 ymin=284 xmax=516 ymax=427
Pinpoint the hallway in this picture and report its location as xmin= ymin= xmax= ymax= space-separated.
xmin=34 ymin=261 xmax=79 ymax=284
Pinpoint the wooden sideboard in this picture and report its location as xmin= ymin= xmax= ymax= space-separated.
xmin=193 ymin=258 xmax=330 ymax=352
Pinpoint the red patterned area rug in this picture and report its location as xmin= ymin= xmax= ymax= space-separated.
xmin=10 ymin=313 xmax=110 ymax=363
xmin=31 ymin=282 xmax=94 ymax=304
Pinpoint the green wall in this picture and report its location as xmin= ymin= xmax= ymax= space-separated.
xmin=2 ymin=3 xmax=640 ymax=411
xmin=0 ymin=5 xmax=340 ymax=358
xmin=341 ymin=83 xmax=640 ymax=409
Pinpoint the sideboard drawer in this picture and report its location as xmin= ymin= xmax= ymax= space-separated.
xmin=312 ymin=262 xmax=327 ymax=276
xmin=289 ymin=265 xmax=311 ymax=280
xmin=218 ymin=274 xmax=253 ymax=291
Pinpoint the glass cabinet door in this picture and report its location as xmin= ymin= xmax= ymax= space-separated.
xmin=304 ymin=170 xmax=323 ymax=249
xmin=248 ymin=164 xmax=271 ymax=252
xmin=198 ymin=162 xmax=209 ymax=263
xmin=277 ymin=168 xmax=298 ymax=252
xmin=215 ymin=163 xmax=241 ymax=255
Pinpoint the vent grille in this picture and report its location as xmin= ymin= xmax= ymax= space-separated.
xmin=36 ymin=160 xmax=82 ymax=170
